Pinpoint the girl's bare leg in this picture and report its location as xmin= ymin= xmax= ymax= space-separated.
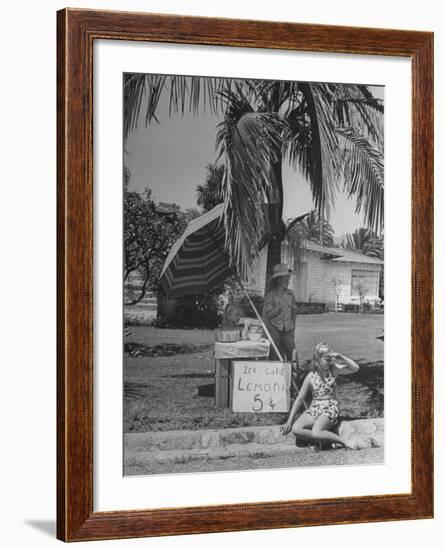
xmin=311 ymin=415 xmax=354 ymax=448
xmin=291 ymin=412 xmax=316 ymax=442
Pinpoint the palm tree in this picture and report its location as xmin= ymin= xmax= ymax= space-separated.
xmin=343 ymin=228 xmax=384 ymax=300
xmin=288 ymin=209 xmax=335 ymax=247
xmin=196 ymin=164 xmax=224 ymax=213
xmin=343 ymin=227 xmax=384 ymax=259
xmin=124 ymin=75 xmax=384 ymax=288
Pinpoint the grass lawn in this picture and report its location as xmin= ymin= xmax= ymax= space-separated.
xmin=124 ymin=313 xmax=384 ymax=433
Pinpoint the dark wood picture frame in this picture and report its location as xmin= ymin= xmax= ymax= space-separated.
xmin=57 ymin=8 xmax=434 ymax=542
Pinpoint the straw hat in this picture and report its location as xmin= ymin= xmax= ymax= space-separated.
xmin=271 ymin=263 xmax=293 ymax=279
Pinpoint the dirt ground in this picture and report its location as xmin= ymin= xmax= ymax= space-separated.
xmin=125 ymin=446 xmax=385 ymax=476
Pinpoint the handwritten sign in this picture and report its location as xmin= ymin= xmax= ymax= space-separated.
xmin=232 ymin=361 xmax=291 ymax=413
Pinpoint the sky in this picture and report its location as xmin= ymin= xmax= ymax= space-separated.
xmin=125 ymin=79 xmax=384 ymax=237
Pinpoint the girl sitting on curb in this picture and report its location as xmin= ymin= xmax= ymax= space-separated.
xmin=280 ymin=342 xmax=360 ymax=450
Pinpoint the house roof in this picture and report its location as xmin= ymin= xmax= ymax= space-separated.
xmin=303 ymin=240 xmax=384 ymax=265
xmin=156 ymin=202 xmax=182 ymax=215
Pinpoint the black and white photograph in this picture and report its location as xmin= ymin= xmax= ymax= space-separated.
xmin=123 ymin=74 xmax=384 ymax=476
xmin=1 ymin=0 xmax=440 ymax=546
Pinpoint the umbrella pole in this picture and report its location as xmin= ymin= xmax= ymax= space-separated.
xmin=201 ymin=225 xmax=283 ymax=360
xmin=235 ymin=276 xmax=307 ymax=409
xmin=235 ymin=275 xmax=284 ymax=362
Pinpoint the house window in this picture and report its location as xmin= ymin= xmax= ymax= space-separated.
xmin=351 ymin=270 xmax=379 ymax=298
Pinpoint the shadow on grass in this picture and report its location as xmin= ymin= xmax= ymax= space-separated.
xmin=165 ymin=373 xmax=214 ymax=378
xmin=197 ymin=383 xmax=215 ymax=398
xmin=124 ymin=342 xmax=212 ymax=358
xmin=124 ymin=382 xmax=151 ymax=399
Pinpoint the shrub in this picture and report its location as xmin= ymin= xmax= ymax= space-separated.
xmin=344 ymin=303 xmax=360 ymax=313
xmin=157 ymin=293 xmax=222 ymax=329
xmin=294 ymin=302 xmax=326 ymax=314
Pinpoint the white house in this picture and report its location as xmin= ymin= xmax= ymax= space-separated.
xmin=245 ymin=240 xmax=383 ymax=311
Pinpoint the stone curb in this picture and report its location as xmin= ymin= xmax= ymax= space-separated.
xmin=124 ymin=419 xmax=384 ymax=467
xmin=125 ymin=424 xmax=292 ymax=453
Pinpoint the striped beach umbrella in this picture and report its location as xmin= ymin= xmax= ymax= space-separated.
xmin=159 ymin=203 xmax=285 ymax=362
xmin=159 ymin=203 xmax=231 ymax=298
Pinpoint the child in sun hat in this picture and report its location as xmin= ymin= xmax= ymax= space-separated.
xmin=263 ymin=263 xmax=298 ymax=362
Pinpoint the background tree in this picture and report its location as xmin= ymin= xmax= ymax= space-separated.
xmin=183 ymin=207 xmax=202 ymax=223
xmin=343 ymin=227 xmax=384 ymax=300
xmin=196 ymin=163 xmax=224 ymax=212
xmin=283 ymin=209 xmax=334 ymax=274
xmin=124 ymin=75 xmax=384 ymax=291
xmin=343 ymin=227 xmax=383 ymax=258
xmin=124 ymin=188 xmax=186 ymax=305
xmin=355 ymin=281 xmax=368 ymax=313
xmin=288 ymin=209 xmax=335 ymax=247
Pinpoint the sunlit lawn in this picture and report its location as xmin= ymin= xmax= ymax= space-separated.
xmin=124 ymin=313 xmax=384 ymax=433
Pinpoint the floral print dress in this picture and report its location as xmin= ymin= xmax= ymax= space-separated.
xmin=306 ymin=369 xmax=339 ymax=424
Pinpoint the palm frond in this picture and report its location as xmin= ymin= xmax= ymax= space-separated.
xmin=332 ymin=85 xmax=384 ymax=148
xmin=144 ymin=75 xmax=167 ymax=125
xmin=166 ymin=75 xmax=226 ymax=118
xmin=124 ymin=76 xmax=385 ymax=280
xmin=343 ymin=227 xmax=384 ymax=258
xmin=124 ymin=74 xmax=232 ymax=139
xmin=215 ymin=88 xmax=287 ymax=276
xmin=254 ymin=80 xmax=300 ymax=112
xmin=291 ymin=209 xmax=335 ymax=247
xmin=357 ymin=85 xmax=384 ymax=113
xmin=337 ymin=127 xmax=384 ymax=233
xmin=124 ymin=74 xmax=148 ymax=139
xmin=286 ymin=83 xmax=339 ymax=218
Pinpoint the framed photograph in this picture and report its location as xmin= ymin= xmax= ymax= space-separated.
xmin=57 ymin=8 xmax=433 ymax=542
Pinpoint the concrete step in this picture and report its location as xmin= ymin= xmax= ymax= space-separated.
xmin=124 ymin=419 xmax=384 ymax=470
xmin=125 ymin=425 xmax=293 ymax=454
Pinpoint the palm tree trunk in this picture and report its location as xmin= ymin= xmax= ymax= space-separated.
xmin=265 ymin=158 xmax=284 ymax=292
xmin=265 ymin=238 xmax=282 ymax=291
